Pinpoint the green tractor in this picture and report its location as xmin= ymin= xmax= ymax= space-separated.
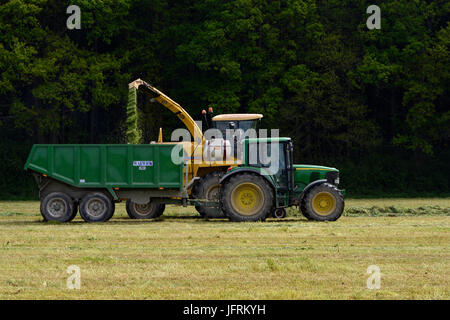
xmin=219 ymin=137 xmax=344 ymax=222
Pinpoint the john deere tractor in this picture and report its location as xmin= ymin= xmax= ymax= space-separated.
xmin=218 ymin=138 xmax=344 ymax=221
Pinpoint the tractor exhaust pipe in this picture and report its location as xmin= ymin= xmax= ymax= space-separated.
xmin=201 ymin=109 xmax=209 ymax=131
xmin=207 ymin=107 xmax=214 ymax=129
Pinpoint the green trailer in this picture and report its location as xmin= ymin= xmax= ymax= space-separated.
xmin=24 ymin=143 xmax=189 ymax=222
xmin=25 ymin=138 xmax=344 ymax=223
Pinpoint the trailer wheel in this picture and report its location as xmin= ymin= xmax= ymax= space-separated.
xmin=193 ymin=172 xmax=225 ymax=218
xmin=221 ymin=173 xmax=273 ymax=222
xmin=79 ymin=192 xmax=114 ymax=222
xmin=68 ymin=202 xmax=78 ymax=221
xmin=41 ymin=197 xmax=81 ymax=222
xmin=301 ymin=183 xmax=344 ymax=221
xmin=40 ymin=192 xmax=75 ymax=222
xmin=126 ymin=199 xmax=165 ymax=219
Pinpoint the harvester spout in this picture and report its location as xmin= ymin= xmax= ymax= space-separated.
xmin=127 ymin=79 xmax=204 ymax=144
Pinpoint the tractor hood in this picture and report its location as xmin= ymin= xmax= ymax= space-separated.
xmin=293 ymin=165 xmax=339 ymax=192
xmin=293 ymin=165 xmax=338 ymax=172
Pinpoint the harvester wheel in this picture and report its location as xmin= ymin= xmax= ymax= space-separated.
xmin=193 ymin=172 xmax=225 ymax=218
xmin=40 ymin=192 xmax=75 ymax=222
xmin=79 ymin=192 xmax=115 ymax=222
xmin=126 ymin=199 xmax=165 ymax=219
xmin=301 ymin=183 xmax=344 ymax=221
xmin=221 ymin=173 xmax=273 ymax=222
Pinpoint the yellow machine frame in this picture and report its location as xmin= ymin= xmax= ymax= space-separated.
xmin=128 ymin=79 xmax=240 ymax=188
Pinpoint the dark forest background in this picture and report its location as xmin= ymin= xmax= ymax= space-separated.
xmin=0 ymin=0 xmax=449 ymax=199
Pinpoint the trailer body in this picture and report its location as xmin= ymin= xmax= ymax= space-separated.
xmin=24 ymin=144 xmax=184 ymax=199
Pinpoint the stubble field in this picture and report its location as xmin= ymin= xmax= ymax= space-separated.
xmin=0 ymin=198 xmax=448 ymax=299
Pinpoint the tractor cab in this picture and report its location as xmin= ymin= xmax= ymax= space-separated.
xmin=211 ymin=114 xmax=263 ymax=138
xmin=201 ymin=111 xmax=263 ymax=161
xmin=245 ymin=138 xmax=294 ymax=195
xmin=214 ymin=114 xmax=263 ymax=160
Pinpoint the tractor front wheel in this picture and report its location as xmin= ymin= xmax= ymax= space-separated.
xmin=301 ymin=183 xmax=344 ymax=221
xmin=221 ymin=173 xmax=273 ymax=222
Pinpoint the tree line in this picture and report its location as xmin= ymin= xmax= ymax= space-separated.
xmin=0 ymin=0 xmax=448 ymax=199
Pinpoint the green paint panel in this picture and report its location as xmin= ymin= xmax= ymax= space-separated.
xmin=80 ymin=146 xmax=101 ymax=185
xmin=159 ymin=145 xmax=183 ymax=187
xmin=54 ymin=146 xmax=75 ymax=183
xmin=106 ymin=146 xmax=128 ymax=185
xmin=27 ymin=146 xmax=48 ymax=173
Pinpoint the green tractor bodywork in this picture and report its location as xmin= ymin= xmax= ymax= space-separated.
xmin=220 ymin=137 xmax=343 ymax=214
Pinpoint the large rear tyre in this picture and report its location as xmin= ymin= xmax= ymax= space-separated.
xmin=40 ymin=192 xmax=75 ymax=222
xmin=126 ymin=199 xmax=165 ymax=219
xmin=301 ymin=183 xmax=344 ymax=221
xmin=193 ymin=172 xmax=225 ymax=218
xmin=221 ymin=173 xmax=273 ymax=222
xmin=79 ymin=192 xmax=114 ymax=222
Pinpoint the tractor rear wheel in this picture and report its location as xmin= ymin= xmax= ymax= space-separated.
xmin=301 ymin=183 xmax=344 ymax=221
xmin=193 ymin=172 xmax=225 ymax=218
xmin=40 ymin=192 xmax=75 ymax=222
xmin=126 ymin=199 xmax=165 ymax=219
xmin=221 ymin=173 xmax=273 ymax=222
xmin=79 ymin=192 xmax=115 ymax=222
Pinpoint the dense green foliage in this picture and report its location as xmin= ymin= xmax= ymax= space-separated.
xmin=0 ymin=0 xmax=448 ymax=199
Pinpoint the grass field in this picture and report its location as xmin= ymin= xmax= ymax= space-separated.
xmin=0 ymin=198 xmax=449 ymax=300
